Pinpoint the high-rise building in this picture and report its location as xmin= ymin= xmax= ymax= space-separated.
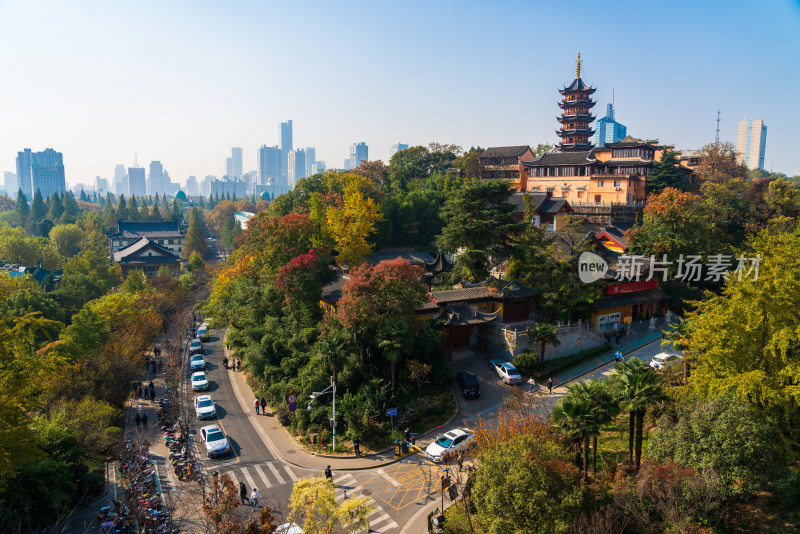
xmin=226 ymin=147 xmax=243 ymax=180
xmin=593 ymin=103 xmax=627 ymax=147
xmin=556 ymin=53 xmax=596 ymax=152
xmin=311 ymin=161 xmax=326 ymax=175
xmin=186 ymin=175 xmax=199 ymax=196
xmin=258 ymin=145 xmax=282 ymax=186
xmin=114 ymin=164 xmax=127 ymax=195
xmin=350 ymin=142 xmax=368 ymax=169
xmin=30 ymin=148 xmax=66 ymax=199
xmin=94 ymin=177 xmax=109 ymax=196
xmin=15 ymin=149 xmax=33 ymax=200
xmin=305 ymin=148 xmax=316 ymax=177
xmin=344 ymin=159 xmax=351 ymax=171
xmin=127 ymin=167 xmax=146 ymax=197
xmin=148 ymin=161 xmax=164 ymax=195
xmin=736 ymin=118 xmax=767 ymax=170
xmin=390 ymin=143 xmax=409 ymax=157
xmin=4 ymin=171 xmax=17 ymax=196
xmin=288 ymin=149 xmax=306 ymax=187
xmin=201 ymin=175 xmax=216 ymax=196
xmin=280 ymin=120 xmax=293 ymax=183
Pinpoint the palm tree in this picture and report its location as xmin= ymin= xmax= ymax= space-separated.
xmin=551 ymin=396 xmax=598 ymax=480
xmin=318 ymin=329 xmax=352 ymax=387
xmin=377 ymin=318 xmax=413 ymax=397
xmin=612 ymin=359 xmax=666 ymax=471
xmin=527 ymin=323 xmax=561 ymax=365
xmin=662 ymin=316 xmax=692 ymax=379
xmin=566 ymin=379 xmax=619 ymax=473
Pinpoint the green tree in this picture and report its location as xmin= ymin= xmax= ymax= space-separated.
xmin=376 ymin=318 xmax=413 ymax=397
xmin=472 ymin=434 xmax=587 ymax=534
xmin=647 ymin=394 xmax=787 ymax=501
xmin=26 ymin=190 xmax=48 ymax=235
xmin=451 ymin=146 xmax=483 ymax=179
xmin=526 ymin=323 xmax=561 ymax=365
xmin=764 ymin=178 xmax=800 ymax=225
xmin=612 ymin=359 xmax=667 ymax=470
xmin=103 ymin=194 xmax=116 ymax=228
xmin=127 ymin=196 xmax=140 ymax=221
xmin=532 ymin=143 xmax=557 ymax=158
xmin=49 ymin=223 xmax=84 ymax=258
xmin=60 ymin=192 xmax=79 ymax=223
xmin=186 ymin=251 xmax=205 ymax=272
xmin=564 ymin=379 xmax=619 ymax=473
xmin=15 ymin=190 xmax=29 ymax=223
xmin=138 ymin=197 xmax=151 ymax=220
xmin=183 ymin=208 xmax=208 ymax=259
xmin=551 ymin=397 xmax=597 ymax=479
xmin=115 ymin=195 xmax=127 ymax=221
xmin=46 ymin=193 xmax=64 ymax=222
xmin=438 ymin=179 xmax=521 ymax=275
xmin=645 ymin=149 xmax=687 ymax=196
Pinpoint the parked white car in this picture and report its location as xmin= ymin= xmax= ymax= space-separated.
xmin=191 ymin=372 xmax=209 ymax=391
xmin=649 ymin=352 xmax=684 ymax=371
xmin=425 ymin=429 xmax=473 ymax=463
xmin=194 ymin=395 xmax=217 ymax=419
xmin=200 ymin=424 xmax=230 ymax=458
xmin=489 ymin=359 xmax=523 ymax=385
xmin=190 ymin=354 xmax=206 ymax=370
xmin=189 ymin=339 xmax=204 ymax=354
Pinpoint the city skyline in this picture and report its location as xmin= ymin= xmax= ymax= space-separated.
xmin=1 ymin=0 xmax=799 ymax=187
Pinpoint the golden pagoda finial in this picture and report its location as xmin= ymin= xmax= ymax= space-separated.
xmin=576 ymin=52 xmax=582 ymax=79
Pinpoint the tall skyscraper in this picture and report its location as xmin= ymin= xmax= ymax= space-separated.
xmin=344 ymin=159 xmax=351 ymax=171
xmin=305 ymin=148 xmax=316 ymax=177
xmin=114 ymin=164 xmax=127 ymax=195
xmin=258 ymin=145 xmax=282 ymax=185
xmin=94 ymin=176 xmax=109 ymax=195
xmin=593 ymin=103 xmax=627 ymax=147
xmin=148 ymin=161 xmax=164 ymax=195
xmin=349 ymin=142 xmax=368 ymax=169
xmin=15 ymin=149 xmax=33 ymax=200
xmin=231 ymin=147 xmax=243 ymax=180
xmin=390 ymin=143 xmax=409 ymax=157
xmin=186 ymin=175 xmax=198 ymax=196
xmin=736 ymin=118 xmax=767 ymax=170
xmin=4 ymin=171 xmax=17 ymax=196
xmin=288 ymin=149 xmax=306 ymax=187
xmin=280 ymin=120 xmax=293 ymax=184
xmin=127 ymin=167 xmax=146 ymax=197
xmin=30 ymin=148 xmax=66 ymax=199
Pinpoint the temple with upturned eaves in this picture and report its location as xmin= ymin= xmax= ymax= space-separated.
xmin=556 ymin=53 xmax=596 ymax=152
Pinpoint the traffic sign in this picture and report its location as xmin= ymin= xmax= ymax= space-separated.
xmin=288 ymin=403 xmax=297 ymax=412
xmin=288 ymin=394 xmax=297 ymax=404
xmin=386 ymin=408 xmax=398 ymax=417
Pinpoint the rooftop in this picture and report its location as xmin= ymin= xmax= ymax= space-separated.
xmin=479 ymin=146 xmax=532 ymax=159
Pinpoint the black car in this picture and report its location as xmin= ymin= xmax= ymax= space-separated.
xmin=456 ymin=372 xmax=480 ymax=399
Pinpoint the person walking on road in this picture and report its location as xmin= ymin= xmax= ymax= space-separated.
xmin=250 ymin=488 xmax=260 ymax=511
xmin=353 ymin=437 xmax=361 ymax=456
xmin=253 ymin=398 xmax=260 ymax=415
xmin=149 ymin=383 xmax=155 ymax=403
xmin=324 ymin=465 xmax=333 ymax=484
xmin=134 ymin=413 xmax=141 ymax=429
xmin=143 ymin=386 xmax=149 ymax=401
xmin=527 ymin=377 xmax=536 ymax=393
xmin=260 ymin=397 xmax=266 ymax=415
xmin=236 ymin=359 xmax=241 ymax=371
xmin=239 ymin=482 xmax=248 ymax=504
xmin=141 ymin=413 xmax=148 ymax=430
xmin=546 ymin=377 xmax=554 ymax=394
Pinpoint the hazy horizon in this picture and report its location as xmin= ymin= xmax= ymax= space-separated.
xmin=2 ymin=0 xmax=799 ymax=188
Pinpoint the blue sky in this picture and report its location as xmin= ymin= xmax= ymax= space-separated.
xmin=1 ymin=0 xmax=799 ymax=187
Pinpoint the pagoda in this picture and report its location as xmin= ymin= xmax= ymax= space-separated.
xmin=556 ymin=53 xmax=596 ymax=152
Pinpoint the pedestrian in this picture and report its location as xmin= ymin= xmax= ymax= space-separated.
xmin=404 ymin=428 xmax=411 ymax=444
xmin=149 ymin=384 xmax=155 ymax=403
xmin=137 ymin=386 xmax=143 ymax=399
xmin=158 ymin=360 xmax=163 ymax=373
xmin=260 ymin=397 xmax=266 ymax=415
xmin=324 ymin=465 xmax=333 ymax=484
xmin=223 ymin=356 xmax=229 ymax=369
xmin=143 ymin=386 xmax=149 ymax=401
xmin=134 ymin=413 xmax=141 ymax=429
xmin=250 ymin=488 xmax=260 ymax=511
xmin=353 ymin=437 xmax=361 ymax=456
xmin=254 ymin=398 xmax=260 ymax=415
xmin=528 ymin=377 xmax=536 ymax=392
xmin=546 ymin=377 xmax=554 ymax=394
xmin=239 ymin=482 xmax=248 ymax=504
xmin=141 ymin=413 xmax=148 ymax=429
xmin=132 ymin=381 xmax=138 ymax=396
xmin=237 ymin=359 xmax=241 ymax=371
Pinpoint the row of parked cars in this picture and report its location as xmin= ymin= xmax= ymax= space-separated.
xmin=187 ymin=326 xmax=232 ymax=458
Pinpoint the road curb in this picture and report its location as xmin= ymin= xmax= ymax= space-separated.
xmin=558 ymin=334 xmax=664 ymax=388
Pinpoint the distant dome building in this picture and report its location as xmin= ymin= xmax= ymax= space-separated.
xmin=175 ymin=190 xmax=187 ymax=200
xmin=261 ymin=191 xmax=271 ymax=200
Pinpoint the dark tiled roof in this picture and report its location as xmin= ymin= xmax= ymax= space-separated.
xmin=537 ymin=197 xmax=571 ymax=215
xmin=110 ymin=220 xmax=184 ymax=239
xmin=430 ymin=287 xmax=491 ymax=304
xmin=603 ymin=136 xmax=660 ymax=148
xmin=366 ymin=249 xmax=434 ymax=266
xmin=113 ymin=237 xmax=182 ymax=263
xmin=479 ymin=146 xmax=531 ymax=159
xmin=524 ymin=151 xmax=595 ymax=166
xmin=560 ymin=77 xmax=596 ymax=93
xmin=321 ymin=274 xmax=349 ymax=304
xmin=508 ymin=193 xmax=571 ymax=215
xmin=424 ymin=251 xmax=454 ymax=274
xmin=443 ymin=303 xmax=500 ymax=326
xmin=590 ymin=289 xmax=670 ymax=310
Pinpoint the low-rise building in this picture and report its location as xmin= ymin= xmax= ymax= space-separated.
xmin=108 ymin=220 xmax=186 ymax=256
xmin=112 ymin=237 xmax=183 ymax=277
xmin=479 ymin=146 xmax=536 ymax=191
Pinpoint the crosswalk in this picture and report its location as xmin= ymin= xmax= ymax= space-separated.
xmin=332 ymin=472 xmax=399 ymax=533
xmin=220 ymin=461 xmax=300 ymax=490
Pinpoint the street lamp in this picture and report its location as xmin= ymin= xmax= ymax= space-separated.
xmin=308 ymin=376 xmax=337 ymax=451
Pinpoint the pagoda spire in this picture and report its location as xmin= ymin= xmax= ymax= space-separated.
xmin=576 ymin=52 xmax=582 ymax=79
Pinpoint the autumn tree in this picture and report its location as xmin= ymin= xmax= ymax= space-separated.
xmin=695 ymin=141 xmax=748 ymax=183
xmin=183 ymin=207 xmax=208 ymax=259
xmin=288 ymin=477 xmax=373 ymax=534
xmin=274 ymin=248 xmax=325 ymax=317
xmin=202 ymin=473 xmax=278 ymax=533
xmin=451 ymin=146 xmax=484 ymax=179
xmin=326 ymin=176 xmax=382 ymax=269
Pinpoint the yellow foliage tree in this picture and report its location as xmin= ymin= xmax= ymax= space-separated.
xmin=326 ymin=176 xmax=382 ymax=269
xmin=288 ymin=477 xmax=373 ymax=534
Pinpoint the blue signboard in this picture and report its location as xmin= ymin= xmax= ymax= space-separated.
xmin=288 ymin=403 xmax=297 ymax=412
xmin=386 ymin=408 xmax=397 ymax=417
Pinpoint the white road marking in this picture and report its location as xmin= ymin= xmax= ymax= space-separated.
xmin=266 ymin=462 xmax=286 ymax=485
xmin=253 ymin=464 xmax=273 ymax=489
xmin=376 ymin=468 xmax=400 ymax=487
xmin=283 ymin=464 xmax=298 ymax=482
xmin=240 ymin=466 xmax=258 ymax=492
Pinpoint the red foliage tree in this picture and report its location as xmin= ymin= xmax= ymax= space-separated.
xmin=274 ymin=249 xmax=324 ymax=312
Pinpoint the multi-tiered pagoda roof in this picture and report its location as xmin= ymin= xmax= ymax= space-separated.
xmin=556 ymin=53 xmax=596 ymax=152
